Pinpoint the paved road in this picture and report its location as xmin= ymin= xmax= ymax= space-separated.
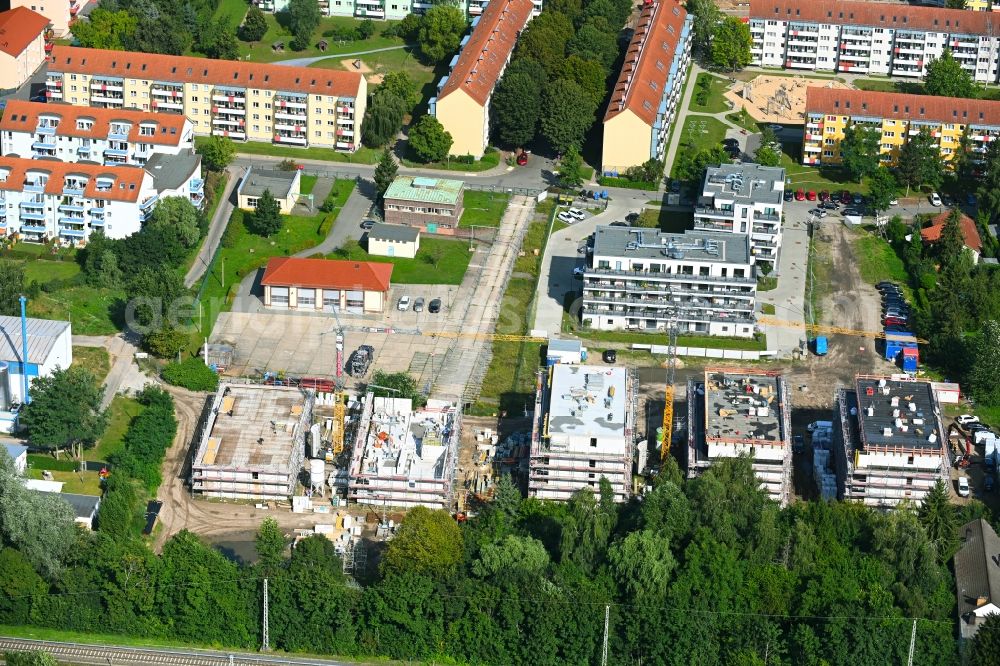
xmin=0 ymin=636 xmax=360 ymax=666
xmin=274 ymin=45 xmax=410 ymax=67
xmin=186 ymin=165 xmax=245 ymax=289
xmin=72 ymin=334 xmax=151 ymax=408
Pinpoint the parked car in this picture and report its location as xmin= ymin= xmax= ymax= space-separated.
xmin=889 ymin=198 xmax=899 ymax=206
xmin=942 ymin=194 xmax=954 ymax=207
xmin=567 ymin=207 xmax=586 ymax=221
xmin=884 ymin=317 xmax=909 ymax=326
xmin=783 ymin=189 xmax=794 ymax=202
xmin=795 ymin=189 xmax=806 ymax=201
xmin=877 ymin=281 xmax=898 ymax=290
xmin=428 ymin=298 xmax=442 ymax=313
xmin=819 ymin=190 xmax=830 ymax=202
xmin=397 ymin=295 xmax=411 ymax=311
xmin=516 ymin=151 xmax=529 ymax=166
xmin=558 ymin=211 xmax=575 ymax=223
xmin=820 ymin=201 xmax=839 ymax=210
xmin=808 ymin=208 xmax=827 ymax=218
xmin=842 ymin=208 xmax=861 ymax=218
xmin=957 ymin=414 xmax=981 ymax=425
xmin=840 ymin=190 xmax=852 ymax=204
xmin=852 ymin=192 xmax=864 ymax=205
xmin=930 ymin=192 xmax=943 ymax=206
xmin=767 ymin=123 xmax=783 ymax=132
xmin=602 ymin=349 xmax=617 ymax=364
xmin=360 ymin=219 xmax=376 ymax=230
xmin=958 ymin=476 xmax=971 ymax=497
xmin=806 ymin=190 xmax=817 ymax=201
xmin=413 ymin=297 xmax=425 ymax=312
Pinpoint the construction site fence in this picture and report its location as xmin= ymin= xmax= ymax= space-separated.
xmin=638 ymin=343 xmax=765 ymax=360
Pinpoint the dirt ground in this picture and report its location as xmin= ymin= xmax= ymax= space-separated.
xmin=725 ymin=75 xmax=854 ymax=124
xmin=340 ymin=59 xmax=384 ymax=85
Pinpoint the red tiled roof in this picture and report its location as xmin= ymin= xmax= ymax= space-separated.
xmin=751 ymin=0 xmax=999 ymax=35
xmin=437 ymin=0 xmax=534 ymax=107
xmin=805 ymin=88 xmax=1000 ymax=126
xmin=920 ymin=211 xmax=982 ymax=253
xmin=0 ymin=100 xmax=190 ymax=147
xmin=48 ymin=46 xmax=364 ymax=98
xmin=0 ymin=7 xmax=49 ymax=58
xmin=0 ymin=156 xmax=149 ymax=203
xmin=604 ymin=1 xmax=689 ymax=126
xmin=261 ymin=258 xmax=393 ymax=292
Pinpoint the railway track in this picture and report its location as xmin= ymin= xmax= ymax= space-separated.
xmin=0 ymin=637 xmax=355 ymax=666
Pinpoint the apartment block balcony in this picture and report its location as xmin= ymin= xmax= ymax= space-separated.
xmin=211 ymin=129 xmax=246 ymax=140
xmin=89 ymin=206 xmax=105 ymax=216
xmin=754 ymin=211 xmax=780 ymax=223
xmin=58 ymin=227 xmax=86 ymax=239
xmin=275 ymin=94 xmax=308 ymax=110
xmin=19 ymin=211 xmax=46 ymax=223
xmin=586 ymin=267 xmax=756 ymax=285
xmin=35 ymin=122 xmax=58 ymax=135
xmin=91 ymin=94 xmax=125 ymax=107
xmin=212 ymin=105 xmax=246 ymax=116
xmin=152 ymin=99 xmax=184 ymax=113
xmin=76 ymin=144 xmax=92 ymax=156
xmin=20 ymin=223 xmax=48 ymax=234
xmin=23 ymin=182 xmax=45 ymax=194
xmin=62 ymin=185 xmax=85 ymax=197
xmin=212 ymin=91 xmax=246 ymax=104
xmin=275 ymin=133 xmax=308 ymax=146
xmin=212 ymin=117 xmax=245 ymax=129
xmin=275 ymin=109 xmax=307 ymax=121
xmin=90 ymin=79 xmax=123 ymax=92
xmin=58 ymin=201 xmax=85 ymax=212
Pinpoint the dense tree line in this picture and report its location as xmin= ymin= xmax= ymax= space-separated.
xmin=0 ymin=455 xmax=973 ymax=663
xmin=491 ymin=0 xmax=632 ymax=154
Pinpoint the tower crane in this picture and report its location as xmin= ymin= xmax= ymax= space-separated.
xmin=661 ymin=324 xmax=679 ymax=465
xmin=320 ymin=308 xmax=348 ymax=456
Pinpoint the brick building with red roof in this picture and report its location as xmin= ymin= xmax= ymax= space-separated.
xmin=260 ymin=258 xmax=394 ymax=313
xmin=921 ymin=211 xmax=983 ymax=264
xmin=0 ymin=7 xmax=49 ymax=91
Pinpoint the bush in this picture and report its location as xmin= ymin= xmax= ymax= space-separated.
xmin=221 ymin=210 xmax=244 ymax=248
xmin=161 ymin=357 xmax=220 ymax=392
xmin=596 ymin=176 xmax=658 ymax=191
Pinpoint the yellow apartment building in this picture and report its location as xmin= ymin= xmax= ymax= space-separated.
xmin=45 ymin=46 xmax=366 ymax=152
xmin=803 ymin=88 xmax=998 ymax=169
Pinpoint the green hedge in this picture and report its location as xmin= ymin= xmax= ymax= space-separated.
xmin=596 ymin=176 xmax=659 ymax=191
xmin=161 ymin=358 xmax=220 ymax=392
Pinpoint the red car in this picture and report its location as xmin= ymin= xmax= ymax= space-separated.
xmin=819 ymin=190 xmax=830 ymax=202
xmin=516 ymin=151 xmax=529 ymax=166
xmin=806 ymin=190 xmax=817 ymax=201
xmin=885 ymin=316 xmax=908 ymax=326
xmin=795 ymin=189 xmax=806 ymax=201
xmin=840 ymin=190 xmax=852 ymax=204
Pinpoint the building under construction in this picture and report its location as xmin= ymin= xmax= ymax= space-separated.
xmin=833 ymin=375 xmax=949 ymax=507
xmin=529 ymin=365 xmax=636 ymax=503
xmin=687 ymin=369 xmax=792 ymax=506
xmin=347 ymin=394 xmax=460 ymax=510
xmin=191 ymin=384 xmax=312 ymax=499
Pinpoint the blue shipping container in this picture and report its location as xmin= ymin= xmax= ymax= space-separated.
xmin=901 ymin=347 xmax=919 ymax=372
xmin=885 ymin=333 xmax=918 ymax=362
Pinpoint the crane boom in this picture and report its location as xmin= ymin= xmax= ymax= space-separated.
xmin=661 ymin=325 xmax=678 ymax=465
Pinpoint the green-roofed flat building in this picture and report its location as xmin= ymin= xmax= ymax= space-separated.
xmin=383 ymin=175 xmax=465 ymax=234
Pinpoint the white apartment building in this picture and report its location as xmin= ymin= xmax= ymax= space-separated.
xmin=750 ymin=0 xmax=1000 ymax=83
xmin=833 ymin=376 xmax=950 ymax=507
xmin=45 ymin=46 xmax=365 ymax=152
xmin=347 ymin=395 xmax=460 ymax=509
xmin=695 ymin=163 xmax=785 ymax=268
xmin=687 ymin=370 xmax=792 ymax=506
xmin=0 ymin=100 xmax=194 ymax=166
xmin=0 ymin=155 xmax=201 ymax=244
xmin=253 ymin=0 xmax=540 ymax=21
xmin=529 ymin=365 xmax=636 ymax=503
xmin=581 ymin=226 xmax=757 ymax=338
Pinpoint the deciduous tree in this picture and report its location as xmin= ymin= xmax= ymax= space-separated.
xmin=566 ymin=19 xmax=619 ymax=72
xmin=472 ymin=534 xmax=548 ymax=578
xmin=19 ymin=366 xmax=106 ymax=460
xmin=515 ymin=12 xmax=574 ymax=77
xmin=408 ymin=115 xmax=453 ymax=163
xmin=376 ymin=71 xmax=416 ymax=106
xmin=866 ymin=166 xmax=898 ymax=214
xmin=540 ymin=79 xmax=596 ymax=155
xmin=240 ymin=4 xmax=268 ymax=42
xmin=382 ymin=506 xmax=463 ymax=576
xmin=897 ymin=127 xmax=943 ymax=194
xmin=256 ymin=517 xmax=286 ymax=575
xmin=840 ymin=124 xmax=881 ymax=182
xmin=969 ymin=320 xmax=1000 ymax=407
xmin=0 ymin=260 xmax=24 ymax=317
xmin=197 ymin=136 xmax=235 ymax=172
xmin=416 ymin=5 xmax=466 ymax=62
xmin=491 ymin=70 xmax=543 ymax=148
xmin=2 ymin=652 xmax=58 ymax=666
xmin=560 ymin=55 xmax=607 ymax=109
xmin=925 ymin=48 xmax=977 ymax=99
xmin=361 ymin=90 xmax=407 ymax=147
xmin=72 ymin=7 xmax=137 ymax=49
xmin=686 ymin=0 xmax=721 ymax=54
xmin=287 ymin=0 xmax=321 ymax=50
xmin=148 ymin=196 xmax=201 ymax=247
xmin=711 ymin=17 xmax=752 ymax=71
xmin=754 ymin=144 xmax=781 ymax=167
xmin=557 ymin=147 xmax=586 ymax=188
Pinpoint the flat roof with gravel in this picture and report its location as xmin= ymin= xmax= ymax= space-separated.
xmin=384 ymin=176 xmax=464 ymax=205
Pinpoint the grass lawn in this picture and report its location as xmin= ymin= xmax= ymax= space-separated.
xmin=328 ymin=237 xmax=471 ymax=284
xmin=91 ymin=396 xmax=144 ymax=462
xmin=853 ymin=233 xmax=909 ymax=286
xmin=29 ymin=285 xmax=122 ymax=335
xmin=780 ymin=148 xmax=864 ymax=193
xmin=761 ymin=303 xmax=776 ymax=315
xmin=670 ymin=116 xmax=729 ymax=177
xmin=197 ymin=135 xmax=379 ymax=165
xmin=213 ymin=0 xmax=248 ymax=30
xmin=757 ymin=276 xmax=778 ymax=291
xmin=300 ymin=174 xmax=318 ymax=195
xmin=72 ymin=346 xmax=110 ymax=384
xmin=459 ymin=191 xmax=510 ymax=228
xmin=26 ymin=467 xmax=103 ymax=495
xmin=23 ymin=259 xmax=80 ymax=283
xmin=562 ymin=310 xmax=768 ymax=350
xmin=689 ymin=73 xmax=731 ymax=114
xmin=636 ymin=208 xmax=693 ymax=233
xmin=190 ymin=181 xmax=355 ymax=348
xmin=240 ymin=15 xmax=409 ymax=63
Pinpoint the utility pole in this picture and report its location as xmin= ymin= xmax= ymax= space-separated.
xmin=601 ymin=604 xmax=610 ymax=666
xmin=261 ymin=577 xmax=270 ymax=652
xmin=906 ymin=618 xmax=917 ymax=666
